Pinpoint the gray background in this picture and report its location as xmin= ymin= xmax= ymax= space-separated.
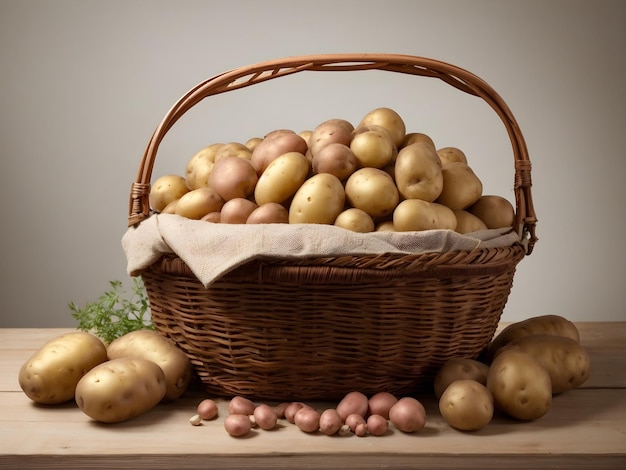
xmin=1 ymin=0 xmax=625 ymax=327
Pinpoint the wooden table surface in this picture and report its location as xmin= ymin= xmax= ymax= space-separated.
xmin=0 ymin=323 xmax=624 ymax=469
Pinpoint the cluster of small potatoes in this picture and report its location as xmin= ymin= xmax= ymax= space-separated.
xmin=149 ymin=107 xmax=516 ymax=234
xmin=434 ymin=314 xmax=591 ymax=431
xmin=18 ymin=330 xmax=192 ymax=424
xmin=190 ymin=391 xmax=426 ymax=438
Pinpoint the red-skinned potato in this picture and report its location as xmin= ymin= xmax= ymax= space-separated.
xmin=312 ymin=142 xmax=358 ymax=181
xmin=319 ymin=408 xmax=343 ymax=436
xmin=308 ymin=118 xmax=354 ymax=157
xmin=208 ymin=156 xmax=258 ymax=201
xmin=220 ymin=198 xmax=258 ymax=224
xmin=250 ymin=130 xmax=308 ymax=175
xmin=368 ymin=392 xmax=398 ymax=419
xmin=389 ymin=397 xmax=426 ymax=433
xmin=197 ymin=399 xmax=219 ymax=420
xmin=294 ymin=407 xmax=321 ymax=433
xmin=224 ymin=414 xmax=252 ymax=437
xmin=228 ymin=396 xmax=256 ymax=416
xmin=253 ymin=404 xmax=278 ymax=430
xmin=367 ymin=414 xmax=389 ymax=436
xmin=336 ymin=391 xmax=369 ymax=421
xmin=246 ymin=202 xmax=289 ymax=224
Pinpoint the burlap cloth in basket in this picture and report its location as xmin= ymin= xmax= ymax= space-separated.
xmin=122 ymin=214 xmax=520 ymax=287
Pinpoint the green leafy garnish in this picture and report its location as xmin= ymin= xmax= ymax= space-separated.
xmin=70 ymin=277 xmax=154 ymax=344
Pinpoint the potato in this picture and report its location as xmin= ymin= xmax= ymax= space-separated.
xmin=436 ymin=162 xmax=483 ymax=210
xmin=437 ymin=146 xmax=468 ymax=165
xmin=201 ymin=211 xmax=222 ymax=223
xmin=224 ymin=414 xmax=252 ymax=437
xmin=18 ymin=331 xmax=108 ymax=405
xmin=319 ymin=408 xmax=343 ymax=436
xmin=246 ymin=202 xmax=289 ymax=224
xmin=394 ymin=142 xmax=443 ymax=202
xmin=298 ymin=130 xmax=313 ymax=146
xmin=439 ymin=379 xmax=493 ymax=431
xmin=197 ymin=399 xmax=219 ymax=420
xmin=433 ymin=358 xmax=490 ymax=399
xmin=388 ymin=397 xmax=426 ymax=433
xmin=311 ymin=143 xmax=358 ymax=181
xmin=250 ymin=130 xmax=308 ymax=175
xmin=453 ymin=210 xmax=488 ymax=234
xmin=334 ymin=208 xmax=375 ymax=233
xmin=107 ymin=330 xmax=192 ymax=400
xmin=253 ymin=404 xmax=278 ymax=430
xmin=161 ymin=199 xmax=180 ymax=214
xmin=75 ymin=357 xmax=166 ymax=423
xmin=345 ymin=167 xmax=399 ymax=218
xmin=393 ymin=199 xmax=457 ymax=232
xmin=254 ymin=151 xmax=310 ymax=205
xmin=402 ymin=132 xmax=436 ymax=150
xmin=469 ymin=195 xmax=516 ymax=229
xmin=358 ymin=107 xmax=406 ymax=147
xmin=367 ymin=414 xmax=390 ymax=436
xmin=308 ymin=118 xmax=354 ymax=157
xmin=368 ymin=391 xmax=398 ymax=419
xmin=487 ymin=349 xmax=552 ymax=421
xmin=375 ymin=220 xmax=396 ymax=232
xmin=149 ymin=175 xmax=190 ymax=213
xmin=214 ymin=142 xmax=252 ymax=161
xmin=289 ymin=173 xmax=345 ymax=224
xmin=487 ymin=314 xmax=580 ymax=361
xmin=220 ymin=198 xmax=258 ymax=224
xmin=185 ymin=143 xmax=223 ymax=189
xmin=245 ymin=137 xmax=263 ymax=152
xmin=175 ymin=187 xmax=225 ymax=220
xmin=498 ymin=334 xmax=590 ymax=393
xmin=336 ymin=391 xmax=369 ymax=420
xmin=228 ymin=396 xmax=256 ymax=416
xmin=350 ymin=127 xmax=396 ymax=169
xmin=208 ymin=155 xmax=258 ymax=201
xmin=294 ymin=407 xmax=321 ymax=433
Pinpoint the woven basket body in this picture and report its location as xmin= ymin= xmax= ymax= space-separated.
xmin=128 ymin=54 xmax=537 ymax=400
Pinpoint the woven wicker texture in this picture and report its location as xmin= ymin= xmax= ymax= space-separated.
xmin=128 ymin=54 xmax=537 ymax=400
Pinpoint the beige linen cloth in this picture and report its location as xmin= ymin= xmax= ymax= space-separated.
xmin=122 ymin=214 xmax=520 ymax=287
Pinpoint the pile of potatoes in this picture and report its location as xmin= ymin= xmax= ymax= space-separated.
xmin=149 ymin=107 xmax=516 ymax=234
xmin=18 ymin=330 xmax=192 ymax=423
xmin=191 ymin=391 xmax=426 ymax=438
xmin=434 ymin=314 xmax=590 ymax=431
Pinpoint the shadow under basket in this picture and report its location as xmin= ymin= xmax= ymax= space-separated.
xmin=141 ymin=245 xmax=526 ymax=401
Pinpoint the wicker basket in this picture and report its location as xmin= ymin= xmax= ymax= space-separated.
xmin=128 ymin=54 xmax=537 ymax=401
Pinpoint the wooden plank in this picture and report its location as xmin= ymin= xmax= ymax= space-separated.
xmin=1 ymin=389 xmax=624 ymax=458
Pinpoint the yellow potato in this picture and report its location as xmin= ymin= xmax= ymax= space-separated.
xmin=487 ymin=314 xmax=580 ymax=361
xmin=433 ymin=357 xmax=490 ymax=399
xmin=345 ymin=167 xmax=399 ymax=218
xmin=437 ymin=146 xmax=468 ymax=165
xmin=393 ymin=199 xmax=457 ymax=232
xmin=107 ymin=329 xmax=192 ymax=400
xmin=214 ymin=142 xmax=253 ymax=161
xmin=437 ymin=162 xmax=483 ymax=210
xmin=453 ymin=210 xmax=488 ymax=234
xmin=18 ymin=331 xmax=108 ymax=405
xmin=402 ymin=132 xmax=436 ymax=150
xmin=498 ymin=334 xmax=590 ymax=393
xmin=350 ymin=127 xmax=396 ymax=169
xmin=487 ymin=349 xmax=552 ymax=421
xmin=245 ymin=137 xmax=263 ymax=152
xmin=358 ymin=107 xmax=406 ymax=147
xmin=439 ymin=379 xmax=494 ymax=431
xmin=394 ymin=142 xmax=443 ymax=202
xmin=334 ymin=208 xmax=375 ymax=233
xmin=149 ymin=175 xmax=190 ymax=213
xmin=175 ymin=187 xmax=225 ymax=220
xmin=289 ymin=173 xmax=345 ymax=224
xmin=185 ymin=143 xmax=223 ymax=189
xmin=298 ymin=130 xmax=313 ymax=147
xmin=254 ymin=151 xmax=310 ymax=205
xmin=375 ymin=220 xmax=396 ymax=232
xmin=469 ymin=195 xmax=516 ymax=229
xmin=75 ymin=357 xmax=166 ymax=423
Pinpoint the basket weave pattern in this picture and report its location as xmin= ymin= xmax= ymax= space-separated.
xmin=128 ymin=54 xmax=537 ymax=400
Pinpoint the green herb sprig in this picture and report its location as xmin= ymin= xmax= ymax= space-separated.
xmin=70 ymin=277 xmax=154 ymax=344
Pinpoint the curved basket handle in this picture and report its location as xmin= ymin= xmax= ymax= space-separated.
xmin=129 ymin=53 xmax=537 ymax=254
